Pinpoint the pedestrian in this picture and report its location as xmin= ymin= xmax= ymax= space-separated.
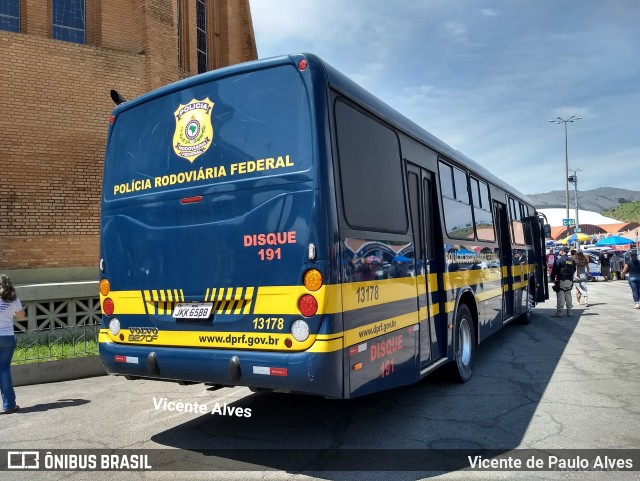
xmin=546 ymin=249 xmax=556 ymax=276
xmin=551 ymin=246 xmax=577 ymax=317
xmin=573 ymin=251 xmax=589 ymax=307
xmin=611 ymin=252 xmax=623 ymax=280
xmin=0 ymin=274 xmax=26 ymax=414
xmin=621 ymin=251 xmax=640 ymax=309
xmin=599 ymin=251 xmax=611 ymax=281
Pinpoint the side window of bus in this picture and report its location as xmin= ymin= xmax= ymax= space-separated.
xmin=521 ymin=203 xmax=534 ymax=245
xmin=471 ymin=176 xmax=495 ymax=242
xmin=509 ymin=197 xmax=525 ymax=245
xmin=439 ymin=161 xmax=474 ymax=240
xmin=335 ymin=100 xmax=407 ymax=233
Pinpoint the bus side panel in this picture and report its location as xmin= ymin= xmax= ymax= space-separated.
xmin=340 ymin=238 xmax=420 ymax=397
xmin=346 ymin=326 xmax=418 ymax=397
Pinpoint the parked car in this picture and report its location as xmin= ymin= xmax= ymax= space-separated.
xmin=586 ymin=253 xmax=600 ymax=280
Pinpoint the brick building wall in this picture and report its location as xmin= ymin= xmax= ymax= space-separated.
xmin=0 ymin=0 xmax=257 ymax=276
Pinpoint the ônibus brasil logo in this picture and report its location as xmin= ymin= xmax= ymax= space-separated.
xmin=172 ymin=98 xmax=214 ymax=163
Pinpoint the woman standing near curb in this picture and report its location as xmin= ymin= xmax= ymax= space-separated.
xmin=622 ymin=251 xmax=640 ymax=309
xmin=574 ymin=251 xmax=590 ymax=307
xmin=0 ymin=274 xmax=26 ymax=414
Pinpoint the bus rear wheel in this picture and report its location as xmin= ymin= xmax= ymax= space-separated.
xmin=448 ymin=304 xmax=475 ymax=383
xmin=517 ymin=282 xmax=534 ymax=325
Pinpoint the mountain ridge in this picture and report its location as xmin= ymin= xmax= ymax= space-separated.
xmin=527 ymin=187 xmax=640 ymax=213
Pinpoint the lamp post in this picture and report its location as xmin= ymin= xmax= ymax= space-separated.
xmin=568 ymin=168 xmax=583 ymax=246
xmin=549 ymin=115 xmax=581 ymax=228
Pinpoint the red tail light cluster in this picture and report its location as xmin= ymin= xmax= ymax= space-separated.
xmin=298 ymin=294 xmax=318 ymax=317
xmin=103 ymin=298 xmax=115 ymax=316
xmin=297 ymin=268 xmax=323 ymax=317
xmin=100 ymin=278 xmax=114 ymax=316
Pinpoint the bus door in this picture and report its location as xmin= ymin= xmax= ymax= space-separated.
xmin=534 ymin=215 xmax=549 ymax=302
xmin=407 ymin=164 xmax=443 ymax=369
xmin=494 ymin=200 xmax=514 ymax=321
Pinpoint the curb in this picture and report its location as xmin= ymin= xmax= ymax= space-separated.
xmin=12 ymin=356 xmax=107 ymax=387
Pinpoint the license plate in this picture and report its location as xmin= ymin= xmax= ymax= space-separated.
xmin=172 ymin=302 xmax=213 ymax=319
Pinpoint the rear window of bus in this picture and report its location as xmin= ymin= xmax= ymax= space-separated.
xmin=104 ymin=65 xmax=312 ymax=201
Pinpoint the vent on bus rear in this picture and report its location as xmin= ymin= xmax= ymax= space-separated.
xmin=142 ymin=287 xmax=255 ymax=316
xmin=205 ymin=287 xmax=255 ymax=314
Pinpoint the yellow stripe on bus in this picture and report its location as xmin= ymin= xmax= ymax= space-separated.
xmin=103 ymin=264 xmax=534 ymax=317
xmin=253 ymin=284 xmax=342 ymax=315
xmin=100 ymin=328 xmax=316 ymax=351
xmin=475 ymin=287 xmax=503 ymax=302
xmin=343 ymin=310 xmax=422 ymax=346
xmin=341 ymin=277 xmax=418 ymax=311
xmin=101 ymin=291 xmax=147 ymax=315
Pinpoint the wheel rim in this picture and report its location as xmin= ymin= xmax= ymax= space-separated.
xmin=459 ymin=318 xmax=472 ymax=366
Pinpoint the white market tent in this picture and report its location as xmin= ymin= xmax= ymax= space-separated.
xmin=537 ymin=208 xmax=620 ymax=227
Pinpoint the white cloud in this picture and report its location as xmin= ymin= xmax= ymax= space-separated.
xmin=249 ymin=1 xmax=640 ymax=194
xmin=442 ymin=21 xmax=467 ymax=42
xmin=480 ymin=9 xmax=499 ymax=17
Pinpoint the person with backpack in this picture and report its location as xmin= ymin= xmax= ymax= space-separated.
xmin=551 ymin=247 xmax=577 ymax=317
xmin=573 ymin=251 xmax=590 ymax=307
xmin=600 ymin=251 xmax=611 ymax=281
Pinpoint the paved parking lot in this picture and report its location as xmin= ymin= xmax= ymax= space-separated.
xmin=1 ymin=280 xmax=639 ymax=481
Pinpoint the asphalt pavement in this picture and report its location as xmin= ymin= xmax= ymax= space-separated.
xmin=1 ymin=280 xmax=639 ymax=481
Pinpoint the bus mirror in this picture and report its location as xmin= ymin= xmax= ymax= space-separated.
xmin=110 ymin=89 xmax=127 ymax=105
xmin=543 ymin=224 xmax=551 ymax=238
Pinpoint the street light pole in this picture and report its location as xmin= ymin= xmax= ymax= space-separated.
xmin=550 ymin=115 xmax=581 ymax=227
xmin=568 ymin=168 xmax=583 ymax=244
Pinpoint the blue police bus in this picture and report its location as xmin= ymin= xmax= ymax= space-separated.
xmin=99 ymin=53 xmax=548 ymax=398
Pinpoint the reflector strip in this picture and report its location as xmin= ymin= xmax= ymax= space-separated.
xmin=114 ymin=355 xmax=139 ymax=364
xmin=349 ymin=343 xmax=367 ymax=355
xmin=253 ymin=366 xmax=288 ymax=376
xmin=180 ymin=195 xmax=203 ymax=204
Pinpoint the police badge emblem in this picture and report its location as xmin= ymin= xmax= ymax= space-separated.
xmin=173 ymin=98 xmax=214 ymax=163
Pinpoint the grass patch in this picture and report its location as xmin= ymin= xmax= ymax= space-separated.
xmin=12 ymin=340 xmax=99 ymax=365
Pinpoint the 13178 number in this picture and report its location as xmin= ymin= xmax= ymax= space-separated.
xmin=356 ymin=285 xmax=379 ymax=303
xmin=253 ymin=317 xmax=284 ymax=330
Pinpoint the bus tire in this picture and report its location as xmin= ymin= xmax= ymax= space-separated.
xmin=517 ymin=283 xmax=534 ymax=325
xmin=447 ymin=304 xmax=475 ymax=383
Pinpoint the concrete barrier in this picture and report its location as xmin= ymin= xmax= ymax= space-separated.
xmin=12 ymin=356 xmax=107 ymax=386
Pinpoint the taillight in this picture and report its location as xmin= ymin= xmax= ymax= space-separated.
xmin=303 ymin=269 xmax=323 ymax=291
xmin=103 ymin=298 xmax=115 ymax=316
xmin=298 ymin=294 xmax=318 ymax=317
xmin=99 ymin=278 xmax=111 ymax=296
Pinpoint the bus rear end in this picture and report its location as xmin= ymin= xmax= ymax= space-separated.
xmin=99 ymin=55 xmax=344 ymax=398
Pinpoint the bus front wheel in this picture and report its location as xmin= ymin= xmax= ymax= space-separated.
xmin=448 ymin=304 xmax=475 ymax=383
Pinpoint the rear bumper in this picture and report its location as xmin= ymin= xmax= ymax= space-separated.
xmin=99 ymin=339 xmax=344 ymax=398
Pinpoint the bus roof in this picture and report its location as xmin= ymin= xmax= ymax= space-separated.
xmin=111 ymin=52 xmax=534 ymax=207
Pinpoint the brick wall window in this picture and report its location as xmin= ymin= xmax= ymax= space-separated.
xmin=196 ymin=0 xmax=208 ymax=73
xmin=52 ymin=0 xmax=85 ymax=44
xmin=178 ymin=0 xmax=183 ymax=68
xmin=0 ymin=0 xmax=20 ymax=33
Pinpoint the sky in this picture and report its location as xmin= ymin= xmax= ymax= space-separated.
xmin=248 ymin=0 xmax=640 ymax=196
